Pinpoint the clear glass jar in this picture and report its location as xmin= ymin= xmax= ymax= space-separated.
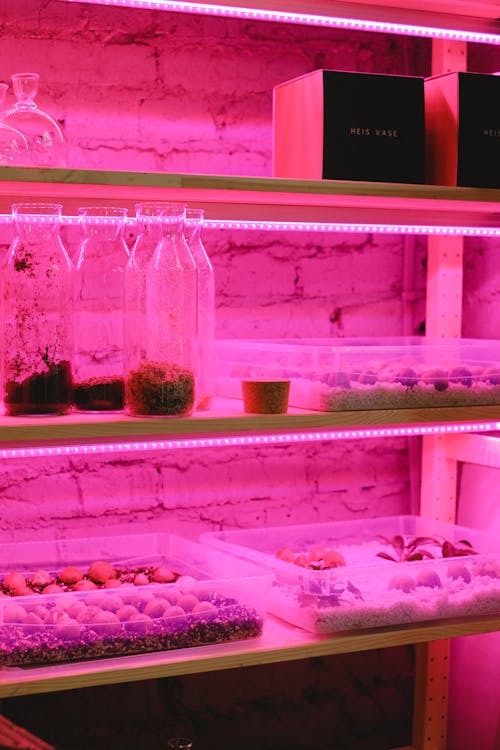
xmin=125 ymin=203 xmax=197 ymax=417
xmin=73 ymin=207 xmax=129 ymax=411
xmin=124 ymin=202 xmax=171 ymax=395
xmin=0 ymin=82 xmax=30 ymax=166
xmin=184 ymin=208 xmax=215 ymax=411
xmin=2 ymin=73 xmax=68 ymax=168
xmin=1 ymin=203 xmax=73 ymax=415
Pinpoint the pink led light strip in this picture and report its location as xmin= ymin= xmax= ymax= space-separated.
xmin=0 ymin=215 xmax=499 ymax=236
xmin=59 ymin=0 xmax=500 ymax=45
xmin=1 ymin=421 xmax=498 ymax=460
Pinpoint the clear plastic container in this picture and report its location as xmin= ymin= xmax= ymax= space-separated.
xmin=1 ymin=203 xmax=73 ymax=415
xmin=202 ymin=516 xmax=500 ymax=633
xmin=184 ymin=209 xmax=215 ymax=411
xmin=73 ymin=207 xmax=129 ymax=411
xmin=125 ymin=203 xmax=197 ymax=417
xmin=0 ymin=82 xmax=29 ymax=166
xmin=2 ymin=73 xmax=68 ymax=168
xmin=216 ymin=337 xmax=500 ymax=412
xmin=0 ymin=532 xmax=271 ymax=667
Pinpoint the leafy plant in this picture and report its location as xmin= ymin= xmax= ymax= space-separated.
xmin=375 ymin=534 xmax=477 ymax=563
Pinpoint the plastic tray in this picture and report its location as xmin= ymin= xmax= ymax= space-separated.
xmin=216 ymin=337 xmax=500 ymax=412
xmin=0 ymin=533 xmax=271 ymax=666
xmin=201 ymin=516 xmax=500 ymax=633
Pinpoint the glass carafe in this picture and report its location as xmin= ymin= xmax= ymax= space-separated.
xmin=73 ymin=207 xmax=129 ymax=411
xmin=1 ymin=203 xmax=73 ymax=415
xmin=184 ymin=208 xmax=215 ymax=411
xmin=0 ymin=82 xmax=29 ymax=166
xmin=3 ymin=73 xmax=68 ymax=168
xmin=125 ymin=203 xmax=197 ymax=417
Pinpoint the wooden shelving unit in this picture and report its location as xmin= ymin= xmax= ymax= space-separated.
xmin=1 ymin=2 xmax=499 ymax=750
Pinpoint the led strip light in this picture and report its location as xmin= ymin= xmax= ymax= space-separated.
xmin=1 ymin=420 xmax=498 ymax=460
xmin=1 ymin=215 xmax=499 ymax=236
xmin=59 ymin=0 xmax=500 ymax=45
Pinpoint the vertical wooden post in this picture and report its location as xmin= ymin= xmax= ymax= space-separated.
xmin=414 ymin=38 xmax=468 ymax=750
xmin=413 ymin=640 xmax=451 ymax=750
xmin=431 ymin=39 xmax=467 ymax=76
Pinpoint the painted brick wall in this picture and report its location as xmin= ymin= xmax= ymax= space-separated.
xmin=0 ymin=2 xmax=498 ymax=749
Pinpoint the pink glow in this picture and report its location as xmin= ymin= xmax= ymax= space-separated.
xmin=0 ymin=214 xmax=499 ymax=236
xmin=1 ymin=421 xmax=497 ymax=460
xmin=58 ymin=0 xmax=500 ymax=44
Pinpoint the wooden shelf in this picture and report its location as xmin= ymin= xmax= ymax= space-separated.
xmin=0 ymin=399 xmax=499 ymax=446
xmin=0 ymin=169 xmax=499 ymax=227
xmin=58 ymin=0 xmax=500 ymax=38
xmin=1 ymin=611 xmax=499 ymax=698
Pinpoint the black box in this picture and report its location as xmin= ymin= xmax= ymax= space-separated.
xmin=273 ymin=69 xmax=425 ymax=184
xmin=425 ymin=71 xmax=500 ymax=188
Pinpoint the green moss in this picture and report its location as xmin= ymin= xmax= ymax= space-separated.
xmin=127 ymin=360 xmax=195 ymax=416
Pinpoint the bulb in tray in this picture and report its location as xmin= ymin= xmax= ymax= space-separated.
xmin=0 ymin=557 xmax=265 ymax=666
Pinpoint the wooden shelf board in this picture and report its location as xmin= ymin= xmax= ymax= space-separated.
xmin=196 ymin=0 xmax=500 ymax=25
xmin=0 ymin=169 xmax=499 ymax=227
xmin=60 ymin=0 xmax=500 ymax=35
xmin=0 ymin=612 xmax=499 ymax=698
xmin=0 ymin=399 xmax=499 ymax=446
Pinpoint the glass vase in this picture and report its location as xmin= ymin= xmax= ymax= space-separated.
xmin=1 ymin=203 xmax=73 ymax=415
xmin=184 ymin=208 xmax=215 ymax=410
xmin=0 ymin=82 xmax=30 ymax=167
xmin=73 ymin=207 xmax=129 ymax=411
xmin=125 ymin=203 xmax=197 ymax=417
xmin=2 ymin=73 xmax=68 ymax=168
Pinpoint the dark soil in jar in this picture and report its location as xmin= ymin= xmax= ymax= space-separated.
xmin=127 ymin=360 xmax=195 ymax=416
xmin=74 ymin=376 xmax=124 ymax=411
xmin=4 ymin=360 xmax=73 ymax=416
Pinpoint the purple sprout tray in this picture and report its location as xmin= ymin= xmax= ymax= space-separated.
xmin=0 ymin=533 xmax=270 ymax=666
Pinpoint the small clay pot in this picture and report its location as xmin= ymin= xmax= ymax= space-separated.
xmin=241 ymin=379 xmax=290 ymax=414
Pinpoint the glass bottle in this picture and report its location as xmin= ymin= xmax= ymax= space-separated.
xmin=0 ymin=82 xmax=30 ymax=166
xmin=184 ymin=208 xmax=215 ymax=410
xmin=124 ymin=202 xmax=171 ymax=396
xmin=73 ymin=207 xmax=129 ymax=411
xmin=1 ymin=203 xmax=73 ymax=415
xmin=2 ymin=73 xmax=68 ymax=168
xmin=125 ymin=203 xmax=197 ymax=417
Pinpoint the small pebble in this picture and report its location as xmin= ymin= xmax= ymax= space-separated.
xmin=4 ymin=604 xmax=27 ymax=623
xmin=88 ymin=561 xmax=116 ymax=584
xmin=3 ymin=572 xmax=27 ymax=594
xmin=42 ymin=584 xmax=64 ymax=595
xmin=152 ymin=566 xmax=176 ymax=583
xmin=59 ymin=566 xmax=84 ymax=585
xmin=389 ymin=574 xmax=416 ymax=593
xmin=73 ymin=579 xmax=98 ymax=592
xmin=133 ymin=573 xmax=150 ymax=586
xmin=176 ymin=594 xmax=199 ymax=612
xmin=144 ymin=598 xmax=169 ymax=619
xmin=31 ymin=570 xmax=53 ymax=588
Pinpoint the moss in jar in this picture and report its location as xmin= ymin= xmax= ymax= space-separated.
xmin=4 ymin=360 xmax=73 ymax=416
xmin=74 ymin=376 xmax=124 ymax=411
xmin=127 ymin=360 xmax=195 ymax=416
